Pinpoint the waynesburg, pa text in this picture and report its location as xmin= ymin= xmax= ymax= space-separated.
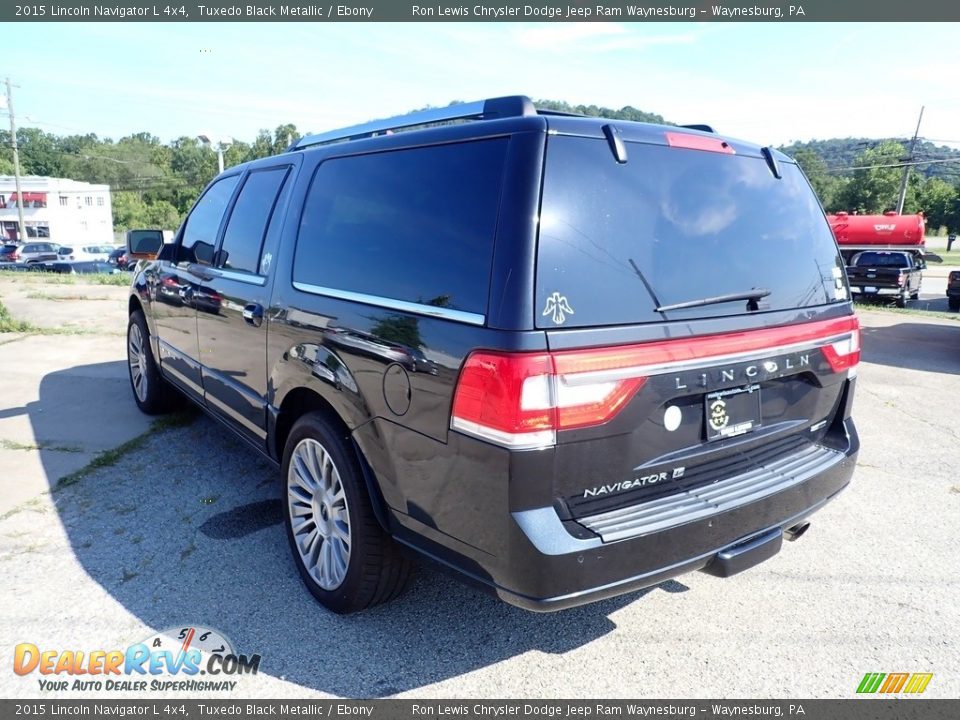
xmin=409 ymin=5 xmax=805 ymax=19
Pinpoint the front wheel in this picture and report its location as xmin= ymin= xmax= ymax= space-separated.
xmin=127 ymin=310 xmax=178 ymax=415
xmin=282 ymin=413 xmax=411 ymax=613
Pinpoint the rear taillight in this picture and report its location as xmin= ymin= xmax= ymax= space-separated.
xmin=451 ymin=315 xmax=860 ymax=449
xmin=897 ymin=275 xmax=906 ymax=286
xmin=450 ymin=350 xmax=647 ymax=449
xmin=820 ymin=318 xmax=861 ymax=375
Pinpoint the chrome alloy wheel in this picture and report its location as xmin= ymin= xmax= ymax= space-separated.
xmin=287 ymin=438 xmax=351 ymax=590
xmin=127 ymin=322 xmax=148 ymax=402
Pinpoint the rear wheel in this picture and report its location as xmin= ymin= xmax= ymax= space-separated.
xmin=910 ymin=290 xmax=920 ymax=300
xmin=895 ymin=292 xmax=907 ymax=309
xmin=282 ymin=413 xmax=410 ymax=613
xmin=127 ymin=310 xmax=178 ymax=415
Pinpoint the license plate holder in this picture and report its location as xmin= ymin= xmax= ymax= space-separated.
xmin=705 ymin=384 xmax=761 ymax=441
xmin=864 ymin=285 xmax=878 ymax=293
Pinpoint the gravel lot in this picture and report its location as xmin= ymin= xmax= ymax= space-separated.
xmin=0 ymin=274 xmax=958 ymax=700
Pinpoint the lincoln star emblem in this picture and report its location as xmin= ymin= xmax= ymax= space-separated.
xmin=708 ymin=399 xmax=729 ymax=431
xmin=542 ymin=292 xmax=574 ymax=325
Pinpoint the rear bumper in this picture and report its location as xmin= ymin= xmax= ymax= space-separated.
xmin=499 ymin=475 xmax=851 ymax=611
xmin=411 ymin=415 xmax=859 ymax=612
xmin=850 ymin=286 xmax=903 ymax=296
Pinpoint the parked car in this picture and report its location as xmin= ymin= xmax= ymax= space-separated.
xmin=947 ymin=270 xmax=960 ymax=312
xmin=18 ymin=242 xmax=60 ymax=264
xmin=0 ymin=243 xmax=20 ymax=263
xmin=56 ymin=245 xmax=113 ymax=263
xmin=125 ymin=96 xmax=860 ymax=614
xmin=48 ymin=260 xmax=120 ymax=275
xmin=108 ymin=247 xmax=133 ymax=269
xmin=845 ymin=250 xmax=924 ymax=307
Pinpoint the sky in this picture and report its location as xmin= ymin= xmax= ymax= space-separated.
xmin=2 ymin=22 xmax=959 ymax=149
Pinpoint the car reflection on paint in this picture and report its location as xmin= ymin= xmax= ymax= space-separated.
xmin=155 ymin=273 xmax=184 ymax=306
xmin=153 ymin=273 xmax=222 ymax=315
xmin=325 ymin=327 xmax=438 ymax=375
xmin=190 ymin=286 xmax=223 ymax=315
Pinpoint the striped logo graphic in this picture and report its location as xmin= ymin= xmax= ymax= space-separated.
xmin=857 ymin=672 xmax=933 ymax=694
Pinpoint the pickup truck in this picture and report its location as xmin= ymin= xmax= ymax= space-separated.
xmin=846 ymin=250 xmax=924 ymax=307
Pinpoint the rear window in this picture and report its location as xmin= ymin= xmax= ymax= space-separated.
xmin=536 ymin=137 xmax=846 ymax=328
xmin=294 ymin=139 xmax=508 ymax=316
xmin=852 ymin=252 xmax=909 ymax=268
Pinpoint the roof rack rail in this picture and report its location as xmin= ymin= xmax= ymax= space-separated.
xmin=290 ymin=95 xmax=537 ymax=151
xmin=681 ymin=124 xmax=716 ymax=133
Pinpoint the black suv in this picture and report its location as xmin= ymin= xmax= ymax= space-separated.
xmin=125 ymin=96 xmax=860 ymax=613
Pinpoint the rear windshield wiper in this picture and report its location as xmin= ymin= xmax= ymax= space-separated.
xmin=656 ymin=288 xmax=771 ymax=313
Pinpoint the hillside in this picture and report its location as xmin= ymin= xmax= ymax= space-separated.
xmin=779 ymin=138 xmax=960 ymax=182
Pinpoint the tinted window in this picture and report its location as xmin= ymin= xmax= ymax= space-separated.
xmin=294 ymin=139 xmax=508 ymax=315
xmin=536 ymin=137 xmax=846 ymax=328
xmin=179 ymin=175 xmax=240 ymax=265
xmin=852 ymin=252 xmax=909 ymax=268
xmin=217 ymin=167 xmax=289 ymax=275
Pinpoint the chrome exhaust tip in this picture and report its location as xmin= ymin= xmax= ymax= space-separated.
xmin=785 ymin=521 xmax=811 ymax=542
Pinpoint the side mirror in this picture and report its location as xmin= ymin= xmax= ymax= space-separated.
xmin=126 ymin=229 xmax=164 ymax=260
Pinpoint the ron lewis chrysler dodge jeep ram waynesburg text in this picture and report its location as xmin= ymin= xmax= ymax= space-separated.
xmin=124 ymin=96 xmax=860 ymax=613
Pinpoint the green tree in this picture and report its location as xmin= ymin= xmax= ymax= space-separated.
xmin=792 ymin=148 xmax=842 ymax=209
xmin=839 ymin=141 xmax=911 ymax=213
xmin=917 ymin=177 xmax=960 ymax=232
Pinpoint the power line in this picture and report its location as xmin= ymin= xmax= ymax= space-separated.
xmin=825 ymin=157 xmax=960 ymax=173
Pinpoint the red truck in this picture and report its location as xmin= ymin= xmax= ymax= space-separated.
xmin=827 ymin=212 xmax=930 ymax=307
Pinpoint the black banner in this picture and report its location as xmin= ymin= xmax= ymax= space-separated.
xmin=2 ymin=700 xmax=959 ymax=720
xmin=3 ymin=0 xmax=960 ymax=22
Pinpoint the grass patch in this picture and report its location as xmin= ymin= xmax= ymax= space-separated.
xmin=854 ymin=303 xmax=960 ymax=322
xmin=0 ymin=300 xmax=37 ymax=332
xmin=0 ymin=270 xmax=130 ymax=286
xmin=929 ymin=250 xmax=960 ymax=265
xmin=54 ymin=411 xmax=196 ymax=490
xmin=0 ymin=439 xmax=83 ymax=453
xmin=25 ymin=292 xmax=114 ymax=302
xmin=0 ymin=298 xmax=115 ymax=336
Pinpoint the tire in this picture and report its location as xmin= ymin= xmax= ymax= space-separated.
xmin=949 ymin=296 xmax=960 ymax=312
xmin=282 ymin=413 xmax=411 ymax=613
xmin=895 ymin=292 xmax=907 ymax=309
xmin=910 ymin=291 xmax=919 ymax=301
xmin=126 ymin=310 xmax=178 ymax=415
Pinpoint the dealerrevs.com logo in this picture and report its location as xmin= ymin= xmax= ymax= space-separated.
xmin=13 ymin=626 xmax=261 ymax=693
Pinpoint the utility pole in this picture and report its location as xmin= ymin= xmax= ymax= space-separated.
xmin=5 ymin=77 xmax=27 ymax=243
xmin=895 ymin=106 xmax=924 ymax=214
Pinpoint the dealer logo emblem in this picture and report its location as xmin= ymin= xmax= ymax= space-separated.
xmin=708 ymin=399 xmax=729 ymax=431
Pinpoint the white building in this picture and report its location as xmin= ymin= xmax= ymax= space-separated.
xmin=0 ymin=176 xmax=113 ymax=244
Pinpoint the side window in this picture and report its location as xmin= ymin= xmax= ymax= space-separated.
xmin=294 ymin=139 xmax=507 ymax=315
xmin=216 ymin=167 xmax=290 ymax=275
xmin=179 ymin=175 xmax=240 ymax=265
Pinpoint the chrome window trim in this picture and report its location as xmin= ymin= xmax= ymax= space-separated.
xmin=291 ymin=281 xmax=485 ymax=326
xmin=215 ymin=268 xmax=267 ymax=286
